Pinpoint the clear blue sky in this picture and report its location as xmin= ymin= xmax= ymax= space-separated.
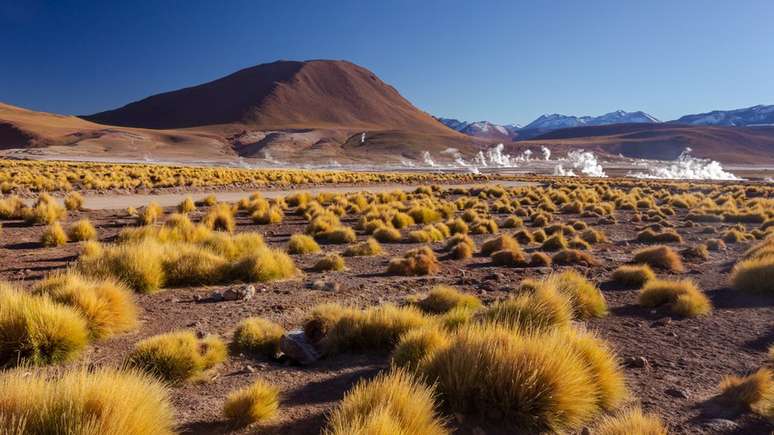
xmin=2 ymin=0 xmax=773 ymax=125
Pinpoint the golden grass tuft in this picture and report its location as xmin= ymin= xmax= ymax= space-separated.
xmin=592 ymin=407 xmax=668 ymax=435
xmin=203 ymin=203 xmax=236 ymax=232
xmin=323 ymin=369 xmax=448 ymax=435
xmin=612 ymin=264 xmax=656 ymax=287
xmin=232 ymin=317 xmax=285 ymax=357
xmin=223 ymin=378 xmax=280 ymax=426
xmin=491 ymin=248 xmax=529 ymax=267
xmin=0 ymin=367 xmax=175 ymax=435
xmin=391 ymin=327 xmax=451 ymax=371
xmin=546 ymin=270 xmax=608 ymax=319
xmin=414 ymin=285 xmax=482 ymax=314
xmin=319 ymin=304 xmax=429 ymax=354
xmin=128 ymin=330 xmax=227 ymax=382
xmin=178 ymin=196 xmax=196 ymax=213
xmin=480 ymin=234 xmax=520 ymax=256
xmin=418 ymin=324 xmax=604 ymax=432
xmin=636 ymin=228 xmax=683 ymax=244
xmin=67 ymin=218 xmax=97 ymax=241
xmin=541 ymin=233 xmax=569 ymax=251
xmin=373 ymin=226 xmax=402 ymax=243
xmin=287 ymin=233 xmax=321 ymax=254
xmin=312 ymin=253 xmax=346 ymax=272
xmin=552 ymin=248 xmax=599 ymax=267
xmin=479 ymin=283 xmax=573 ymax=331
xmin=32 ymin=271 xmax=137 ymax=339
xmin=387 ymin=246 xmax=440 ymax=276
xmin=343 ymin=237 xmax=382 ymax=256
xmin=731 ymin=256 xmax=774 ymax=294
xmin=718 ymin=368 xmax=773 ymax=410
xmin=0 ymin=283 xmax=89 ymax=366
xmin=632 ymin=245 xmax=685 ymax=272
xmin=63 ymin=191 xmax=84 ymax=211
xmin=639 ymin=279 xmax=712 ymax=317
xmin=41 ymin=221 xmax=68 ymax=246
xmin=139 ymin=202 xmax=163 ymax=225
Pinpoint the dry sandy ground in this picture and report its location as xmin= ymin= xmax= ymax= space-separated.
xmin=1 ymin=188 xmax=772 ymax=434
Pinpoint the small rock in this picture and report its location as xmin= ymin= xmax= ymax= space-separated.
xmin=702 ymin=419 xmax=739 ymax=431
xmin=651 ymin=318 xmax=672 ymax=327
xmin=665 ymin=388 xmax=690 ymax=399
xmin=245 ymin=365 xmax=255 ymax=373
xmin=624 ymin=356 xmax=650 ymax=369
xmin=280 ymin=330 xmax=320 ymax=365
xmin=222 ymin=284 xmax=256 ymax=301
xmin=208 ymin=291 xmax=225 ymax=302
xmin=580 ymin=428 xmax=591 ymax=435
xmin=484 ymin=272 xmax=503 ymax=281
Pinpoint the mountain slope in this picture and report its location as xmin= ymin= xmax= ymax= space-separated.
xmin=84 ymin=60 xmax=461 ymax=137
xmin=671 ymin=104 xmax=774 ymax=127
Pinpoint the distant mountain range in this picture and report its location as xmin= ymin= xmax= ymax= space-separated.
xmin=439 ymin=105 xmax=774 ymax=140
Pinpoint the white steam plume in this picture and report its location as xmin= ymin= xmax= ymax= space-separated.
xmin=553 ymin=150 xmax=607 ymax=177
xmin=627 ymin=148 xmax=741 ymax=180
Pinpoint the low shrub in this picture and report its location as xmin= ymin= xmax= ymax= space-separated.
xmin=731 ymin=257 xmax=774 ymax=294
xmin=312 ymin=253 xmax=346 ymax=272
xmin=580 ymin=228 xmax=607 ymax=244
xmin=592 ymin=407 xmax=668 ymax=435
xmin=530 ymin=252 xmax=552 ymax=267
xmin=319 ymin=304 xmax=428 ymax=354
xmin=541 ymin=233 xmax=568 ymax=251
xmin=178 ymin=196 xmax=196 ymax=213
xmin=612 ymin=264 xmax=656 ymax=287
xmin=0 ymin=283 xmax=89 ymax=366
xmin=323 ymin=369 xmax=447 ymax=435
xmin=232 ymin=317 xmax=285 ymax=357
xmin=139 ymin=202 xmax=163 ymax=225
xmin=491 ymin=248 xmax=529 ymax=267
xmin=67 ymin=218 xmax=97 ymax=241
xmin=287 ymin=233 xmax=321 ymax=254
xmin=223 ymin=378 xmax=279 ymax=426
xmin=636 ymin=228 xmax=683 ymax=244
xmin=480 ymin=234 xmax=520 ymax=256
xmin=414 ymin=285 xmax=482 ymax=314
xmin=373 ymin=226 xmax=402 ymax=243
xmin=41 ymin=221 xmax=68 ymax=246
xmin=479 ymin=284 xmax=572 ymax=331
xmin=0 ymin=367 xmax=175 ymax=435
xmin=32 ymin=271 xmax=137 ymax=339
xmin=682 ymin=244 xmax=709 ymax=260
xmin=203 ymin=203 xmax=236 ymax=232
xmin=632 ymin=245 xmax=685 ymax=272
xmin=552 ymin=248 xmax=599 ymax=267
xmin=343 ymin=237 xmax=382 ymax=256
xmin=391 ymin=327 xmax=451 ymax=371
xmin=547 ymin=270 xmax=607 ymax=319
xmin=387 ymin=246 xmax=440 ymax=276
xmin=639 ymin=279 xmax=712 ymax=317
xmin=63 ymin=191 xmax=84 ymax=210
xmin=717 ymin=368 xmax=773 ymax=411
xmin=315 ymin=226 xmax=357 ymax=244
xmin=128 ymin=330 xmax=227 ymax=382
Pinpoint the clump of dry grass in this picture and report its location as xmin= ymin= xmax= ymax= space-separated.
xmin=312 ymin=253 xmax=346 ymax=272
xmin=23 ymin=194 xmax=67 ymax=224
xmin=491 ymin=248 xmax=529 ymax=267
xmin=252 ymin=206 xmax=284 ymax=225
xmin=373 ymin=226 xmax=402 ymax=243
xmin=63 ymin=191 xmax=84 ymax=211
xmin=178 ymin=196 xmax=196 ymax=213
xmin=717 ymin=368 xmax=773 ymax=412
xmin=592 ymin=407 xmax=668 ymax=435
xmin=480 ymin=234 xmax=519 ymax=256
xmin=413 ymin=285 xmax=482 ymax=314
xmin=612 ymin=264 xmax=656 ymax=287
xmin=0 ymin=367 xmax=175 ymax=435
xmin=32 ymin=271 xmax=137 ymax=339
xmin=639 ymin=279 xmax=712 ymax=317
xmin=287 ymin=233 xmax=321 ymax=254
xmin=67 ymin=218 xmax=97 ymax=241
xmin=387 ymin=246 xmax=440 ymax=276
xmin=41 ymin=221 xmax=68 ymax=246
xmin=417 ymin=324 xmax=613 ymax=432
xmin=580 ymin=228 xmax=607 ymax=244
xmin=223 ymin=378 xmax=279 ymax=427
xmin=541 ymin=233 xmax=568 ymax=251
xmin=232 ymin=317 xmax=285 ymax=357
xmin=636 ymin=228 xmax=683 ymax=244
xmin=316 ymin=304 xmax=429 ymax=354
xmin=479 ymin=283 xmax=573 ymax=331
xmin=391 ymin=327 xmax=451 ymax=371
xmin=323 ymin=369 xmax=448 ymax=435
xmin=0 ymin=283 xmax=89 ymax=366
xmin=547 ymin=270 xmax=608 ymax=319
xmin=203 ymin=203 xmax=236 ymax=232
xmin=139 ymin=202 xmax=163 ymax=225
xmin=343 ymin=237 xmax=382 ymax=256
xmin=128 ymin=330 xmax=227 ymax=382
xmin=552 ymin=248 xmax=599 ymax=267
xmin=731 ymin=257 xmax=774 ymax=293
xmin=530 ymin=252 xmax=552 ymax=267
xmin=315 ymin=226 xmax=357 ymax=244
xmin=632 ymin=245 xmax=685 ymax=272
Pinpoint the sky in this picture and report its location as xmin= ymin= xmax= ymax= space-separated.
xmin=1 ymin=0 xmax=773 ymax=125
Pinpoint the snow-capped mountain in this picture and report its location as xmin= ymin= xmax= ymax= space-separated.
xmin=436 ymin=117 xmax=520 ymax=138
xmin=523 ymin=110 xmax=660 ymax=130
xmin=671 ymin=105 xmax=774 ymax=127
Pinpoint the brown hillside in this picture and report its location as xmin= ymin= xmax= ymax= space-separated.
xmin=83 ymin=60 xmax=463 ymax=137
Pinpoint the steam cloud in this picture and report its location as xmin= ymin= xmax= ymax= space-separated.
xmin=553 ymin=150 xmax=607 ymax=177
xmin=627 ymin=148 xmax=740 ymax=180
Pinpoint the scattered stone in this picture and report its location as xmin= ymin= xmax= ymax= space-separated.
xmin=665 ymin=388 xmax=690 ymax=399
xmin=280 ymin=330 xmax=320 ymax=365
xmin=651 ymin=318 xmax=672 ymax=327
xmin=624 ymin=356 xmax=650 ymax=369
xmin=208 ymin=291 xmax=225 ymax=302
xmin=483 ymin=272 xmax=503 ymax=281
xmin=222 ymin=284 xmax=256 ymax=301
xmin=245 ymin=365 xmax=255 ymax=373
xmin=309 ymin=280 xmax=341 ymax=292
xmin=702 ymin=419 xmax=739 ymax=431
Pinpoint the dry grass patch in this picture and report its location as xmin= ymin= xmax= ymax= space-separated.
xmin=480 ymin=234 xmax=519 ymax=256
xmin=552 ymin=248 xmax=599 ymax=267
xmin=592 ymin=407 xmax=668 ymax=435
xmin=128 ymin=330 xmax=227 ymax=382
xmin=391 ymin=327 xmax=451 ymax=371
xmin=612 ymin=264 xmax=656 ymax=287
xmin=63 ymin=191 xmax=84 ymax=210
xmin=0 ymin=283 xmax=89 ymax=366
xmin=343 ymin=237 xmax=382 ymax=256
xmin=717 ymin=368 xmax=773 ymax=412
xmin=632 ymin=245 xmax=685 ymax=272
xmin=67 ymin=218 xmax=97 ymax=241
xmin=232 ymin=317 xmax=285 ymax=357
xmin=32 ymin=271 xmax=137 ymax=339
xmin=223 ymin=378 xmax=279 ymax=427
xmin=479 ymin=283 xmax=573 ymax=331
xmin=547 ymin=270 xmax=608 ymax=319
xmin=639 ymin=279 xmax=712 ymax=317
xmin=387 ymin=246 xmax=440 ymax=276
xmin=0 ymin=367 xmax=175 ymax=435
xmin=287 ymin=233 xmax=321 ymax=254
xmin=312 ymin=253 xmax=346 ymax=272
xmin=323 ymin=369 xmax=448 ymax=435
xmin=41 ymin=221 xmax=68 ymax=246
xmin=413 ymin=285 xmax=482 ymax=314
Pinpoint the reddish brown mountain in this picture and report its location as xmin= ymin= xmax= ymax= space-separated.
xmin=83 ymin=59 xmax=460 ymax=136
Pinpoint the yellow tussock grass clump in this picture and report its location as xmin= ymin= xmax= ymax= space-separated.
xmin=128 ymin=330 xmax=227 ymax=382
xmin=223 ymin=378 xmax=280 ymax=427
xmin=414 ymin=285 xmax=482 ymax=314
xmin=232 ymin=317 xmax=285 ymax=357
xmin=639 ymin=279 xmax=712 ymax=317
